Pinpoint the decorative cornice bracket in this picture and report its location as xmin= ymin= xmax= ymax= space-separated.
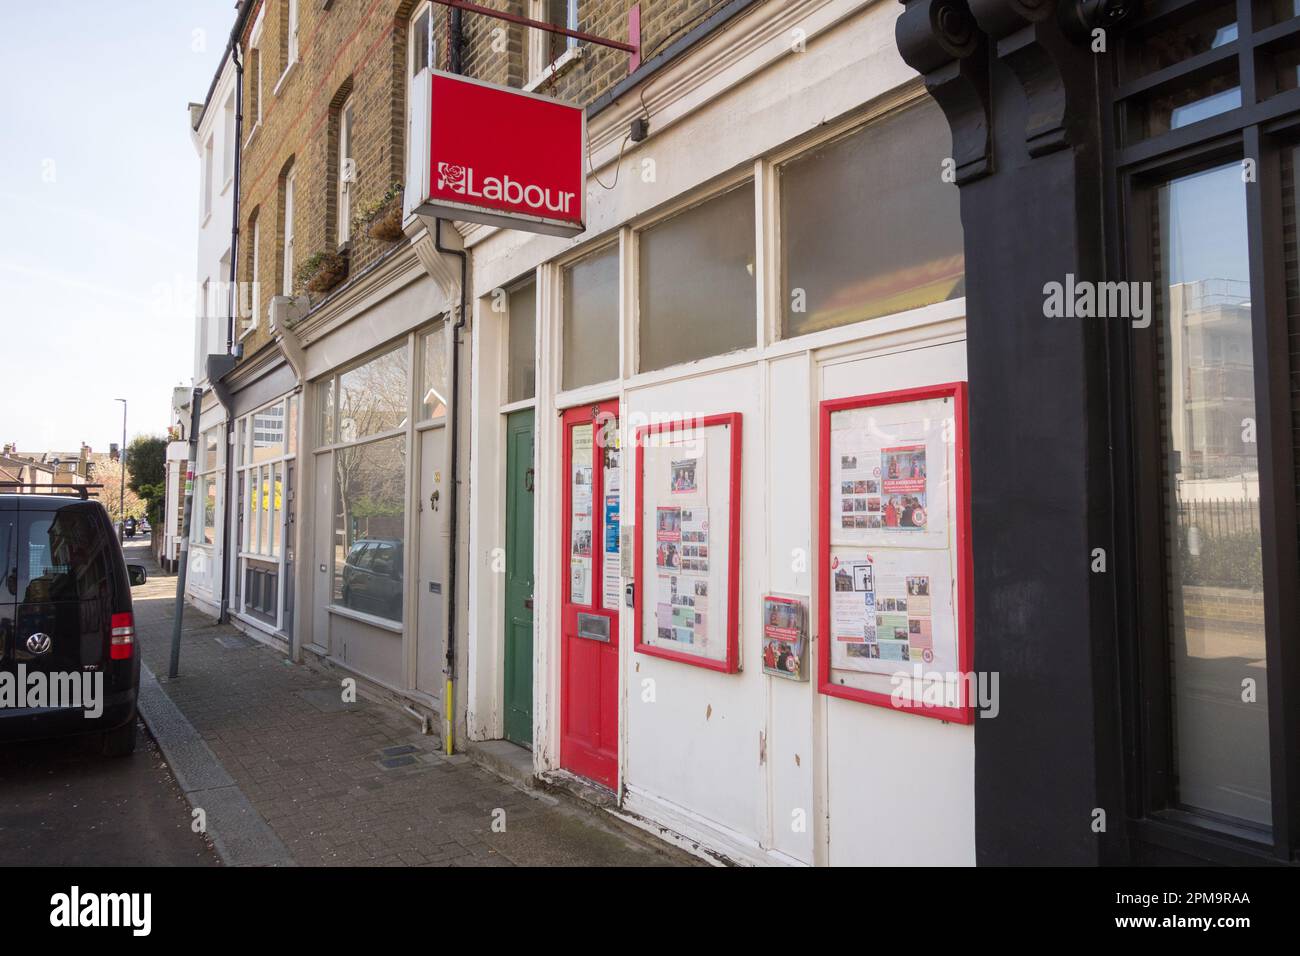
xmin=896 ymin=0 xmax=993 ymax=185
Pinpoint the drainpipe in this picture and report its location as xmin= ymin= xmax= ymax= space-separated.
xmin=434 ymin=216 xmax=466 ymax=756
xmin=218 ymin=40 xmax=245 ymax=623
xmin=434 ymin=22 xmax=467 ymax=754
xmin=449 ymin=8 xmax=463 ymax=74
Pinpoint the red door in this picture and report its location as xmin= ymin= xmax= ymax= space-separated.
xmin=560 ymin=401 xmax=620 ymax=789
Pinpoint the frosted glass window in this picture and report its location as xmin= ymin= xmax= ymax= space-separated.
xmin=638 ymin=183 xmax=756 ymax=372
xmin=780 ymin=98 xmax=965 ymax=337
xmin=507 ymin=278 xmax=537 ymax=403
xmin=563 ymin=244 xmax=619 ymax=390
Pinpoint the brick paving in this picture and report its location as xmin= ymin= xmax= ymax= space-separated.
xmin=127 ymin=541 xmax=689 ymax=867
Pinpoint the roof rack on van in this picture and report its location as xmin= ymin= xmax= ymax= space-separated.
xmin=0 ymin=482 xmax=103 ymax=500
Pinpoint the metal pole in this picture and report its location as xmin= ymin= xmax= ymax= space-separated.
xmin=169 ymin=388 xmax=204 ymax=678
xmin=116 ymin=398 xmax=127 ymax=541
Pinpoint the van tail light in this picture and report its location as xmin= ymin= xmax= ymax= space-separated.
xmin=110 ymin=612 xmax=135 ymax=660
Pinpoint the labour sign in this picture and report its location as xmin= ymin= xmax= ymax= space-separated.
xmin=415 ymin=71 xmax=587 ymax=238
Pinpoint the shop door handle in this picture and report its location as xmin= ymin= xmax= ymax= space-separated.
xmin=430 ymin=489 xmax=440 ymax=511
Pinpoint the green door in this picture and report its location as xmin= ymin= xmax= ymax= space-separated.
xmin=503 ymin=409 xmax=535 ymax=747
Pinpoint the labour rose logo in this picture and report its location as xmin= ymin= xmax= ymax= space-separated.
xmin=437 ymin=162 xmax=467 ymax=193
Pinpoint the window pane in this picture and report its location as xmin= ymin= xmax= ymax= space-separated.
xmin=258 ymin=466 xmax=270 ymax=554
xmin=202 ymin=476 xmax=217 ymax=545
xmin=1155 ymin=162 xmax=1269 ymax=827
xmin=318 ymin=379 xmax=335 ymax=446
xmin=333 ymin=435 xmax=406 ymax=622
xmin=781 ymin=100 xmax=964 ymax=337
xmin=1133 ymin=80 xmax=1242 ymax=140
xmin=287 ymin=394 xmax=299 ymax=454
xmin=507 ymin=278 xmax=537 ymax=403
xmin=252 ymin=402 xmax=285 ymax=463
xmin=563 ymin=245 xmax=619 ymax=390
xmin=1126 ymin=4 xmax=1237 ymax=80
xmin=202 ymin=428 xmax=220 ymax=472
xmin=545 ymin=0 xmax=572 ymax=63
xmin=411 ymin=9 xmax=430 ymax=76
xmin=18 ymin=508 xmax=111 ymax=602
xmin=269 ymin=464 xmax=282 ymax=557
xmin=243 ymin=472 xmax=253 ymax=551
xmin=337 ymin=344 xmax=409 ymax=441
xmin=639 ymin=183 xmax=756 ymax=371
xmin=420 ymin=325 xmax=449 ymax=419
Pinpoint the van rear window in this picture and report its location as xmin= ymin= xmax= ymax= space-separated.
xmin=0 ymin=511 xmax=14 ymax=601
xmin=18 ymin=509 xmax=113 ymax=603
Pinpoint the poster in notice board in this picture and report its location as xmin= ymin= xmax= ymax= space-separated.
xmin=818 ymin=383 xmax=973 ymax=723
xmin=635 ymin=413 xmax=741 ymax=673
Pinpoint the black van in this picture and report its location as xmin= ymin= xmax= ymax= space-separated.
xmin=0 ymin=489 xmax=146 ymax=755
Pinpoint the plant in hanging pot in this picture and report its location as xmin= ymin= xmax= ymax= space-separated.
xmin=354 ymin=182 xmax=405 ymax=242
xmin=296 ymin=250 xmax=349 ymax=296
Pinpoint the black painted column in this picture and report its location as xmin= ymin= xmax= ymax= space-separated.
xmin=896 ymin=0 xmax=1130 ymax=864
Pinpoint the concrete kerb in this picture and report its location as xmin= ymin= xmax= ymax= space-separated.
xmin=137 ymin=662 xmax=296 ymax=867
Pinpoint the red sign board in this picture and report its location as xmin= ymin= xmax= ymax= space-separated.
xmin=415 ymin=71 xmax=587 ymax=237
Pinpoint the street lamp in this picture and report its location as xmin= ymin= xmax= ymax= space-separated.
xmin=115 ymin=398 xmax=127 ymax=542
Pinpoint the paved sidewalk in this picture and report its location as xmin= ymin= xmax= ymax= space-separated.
xmin=127 ymin=542 xmax=689 ymax=867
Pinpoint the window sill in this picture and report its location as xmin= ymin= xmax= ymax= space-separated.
xmin=221 ymin=175 xmax=234 ymax=197
xmin=273 ymin=58 xmax=298 ymax=97
xmin=328 ymin=603 xmax=404 ymax=634
xmin=525 ymin=45 xmax=582 ymax=92
xmin=201 ymin=210 xmax=212 ymax=228
xmin=243 ymin=121 xmax=261 ymax=150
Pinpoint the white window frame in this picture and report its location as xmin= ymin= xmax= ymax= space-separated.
xmin=337 ymin=94 xmax=355 ymax=245
xmin=287 ymin=0 xmax=299 ymax=69
xmin=282 ymin=168 xmax=295 ymax=296
xmin=244 ymin=216 xmax=260 ymax=338
xmin=202 ymin=134 xmax=214 ymax=221
xmin=527 ymin=0 xmax=579 ymax=86
xmin=222 ymin=92 xmax=236 ymax=187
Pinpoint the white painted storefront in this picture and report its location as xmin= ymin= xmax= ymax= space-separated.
xmin=463 ymin=0 xmax=974 ymax=865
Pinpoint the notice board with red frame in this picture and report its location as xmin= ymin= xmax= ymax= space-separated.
xmin=817 ymin=382 xmax=973 ymax=723
xmin=634 ymin=414 xmax=741 ymax=673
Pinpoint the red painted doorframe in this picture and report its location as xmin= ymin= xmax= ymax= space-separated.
xmin=559 ymin=400 xmax=620 ymax=789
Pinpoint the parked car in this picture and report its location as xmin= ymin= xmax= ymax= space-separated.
xmin=339 ymin=538 xmax=403 ymax=621
xmin=1 ymin=491 xmax=146 ymax=755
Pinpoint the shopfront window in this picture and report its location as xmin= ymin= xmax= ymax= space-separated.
xmin=562 ymin=244 xmax=619 ymax=390
xmin=780 ymin=98 xmax=964 ymax=337
xmin=236 ymin=395 xmax=297 ymax=628
xmin=638 ymin=183 xmax=756 ymax=372
xmin=333 ymin=433 xmax=406 ymax=622
xmin=318 ymin=343 xmax=409 ymax=444
xmin=1154 ymin=161 xmax=1270 ymax=827
xmin=193 ymin=427 xmax=220 ymax=546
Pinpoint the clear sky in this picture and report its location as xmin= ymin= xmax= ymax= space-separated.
xmin=0 ymin=0 xmax=237 ymax=453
